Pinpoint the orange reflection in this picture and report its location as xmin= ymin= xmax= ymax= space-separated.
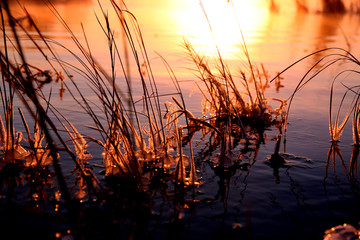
xmin=176 ymin=0 xmax=269 ymax=59
xmin=7 ymin=0 xmax=94 ymax=33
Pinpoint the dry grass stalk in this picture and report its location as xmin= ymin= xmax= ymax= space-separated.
xmin=271 ymin=47 xmax=360 ymax=143
xmin=329 ymin=82 xmax=356 ymax=142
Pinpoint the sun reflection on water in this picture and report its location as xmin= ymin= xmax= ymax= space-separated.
xmin=175 ymin=0 xmax=269 ymax=59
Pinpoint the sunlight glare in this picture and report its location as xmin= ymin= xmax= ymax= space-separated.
xmin=176 ymin=0 xmax=269 ymax=59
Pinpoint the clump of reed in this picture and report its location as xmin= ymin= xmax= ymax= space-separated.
xmin=0 ymin=0 xmax=201 ymax=208
xmin=50 ymin=0 xmax=199 ymax=186
xmin=0 ymin=0 xmax=202 ymax=237
xmin=0 ymin=1 xmax=108 ymax=236
xmin=183 ymin=40 xmax=287 ymax=167
xmin=182 ymin=1 xmax=287 ymax=168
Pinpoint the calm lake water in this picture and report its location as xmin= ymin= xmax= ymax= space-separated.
xmin=4 ymin=0 xmax=360 ymax=239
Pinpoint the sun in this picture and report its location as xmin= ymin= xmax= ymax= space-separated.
xmin=175 ymin=0 xmax=269 ymax=59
